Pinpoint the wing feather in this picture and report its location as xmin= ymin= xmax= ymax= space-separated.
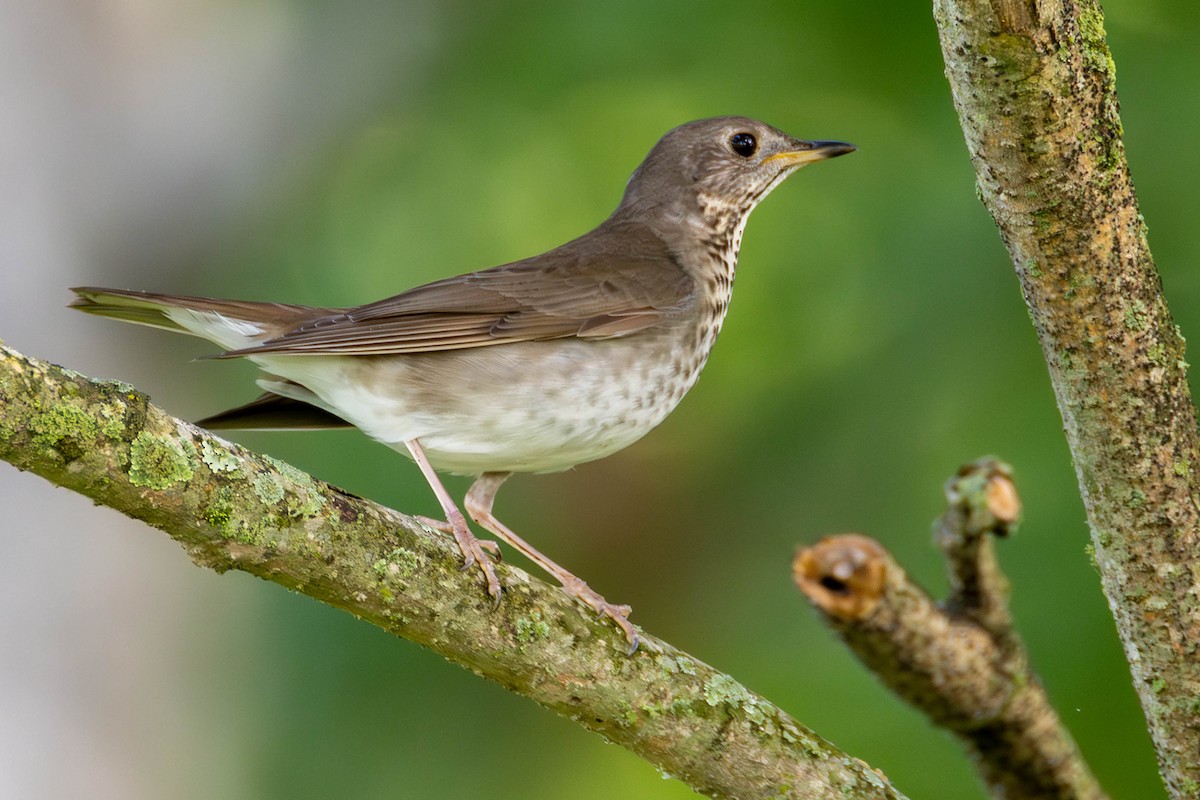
xmin=220 ymin=223 xmax=693 ymax=358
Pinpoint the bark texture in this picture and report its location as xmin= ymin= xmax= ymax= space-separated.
xmin=796 ymin=460 xmax=1107 ymax=800
xmin=0 ymin=341 xmax=906 ymax=800
xmin=932 ymin=2 xmax=1200 ymax=795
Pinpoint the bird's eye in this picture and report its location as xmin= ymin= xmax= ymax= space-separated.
xmin=729 ymin=132 xmax=758 ymax=158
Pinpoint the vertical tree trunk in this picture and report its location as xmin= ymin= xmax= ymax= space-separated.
xmin=932 ymin=1 xmax=1200 ymax=795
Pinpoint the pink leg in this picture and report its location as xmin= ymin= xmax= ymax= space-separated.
xmin=412 ymin=515 xmax=501 ymax=560
xmin=404 ymin=439 xmax=501 ymax=600
xmin=465 ymin=472 xmax=638 ymax=653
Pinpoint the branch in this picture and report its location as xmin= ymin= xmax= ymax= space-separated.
xmin=932 ymin=2 xmax=1200 ymax=795
xmin=0 ymin=340 xmax=907 ymax=800
xmin=795 ymin=459 xmax=1107 ymax=800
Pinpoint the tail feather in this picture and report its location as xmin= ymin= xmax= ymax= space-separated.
xmin=196 ymin=392 xmax=353 ymax=431
xmin=70 ymin=289 xmax=193 ymax=333
xmin=69 ymin=287 xmax=333 ymax=351
xmin=71 ymin=288 xmax=353 ymax=433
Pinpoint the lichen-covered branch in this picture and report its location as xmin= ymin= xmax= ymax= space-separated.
xmin=795 ymin=459 xmax=1107 ymax=800
xmin=0 ymin=341 xmax=906 ymax=800
xmin=932 ymin=2 xmax=1200 ymax=795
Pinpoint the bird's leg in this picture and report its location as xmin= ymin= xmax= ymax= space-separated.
xmin=404 ymin=439 xmax=501 ymax=600
xmin=465 ymin=472 xmax=638 ymax=653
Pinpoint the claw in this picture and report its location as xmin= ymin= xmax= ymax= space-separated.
xmin=478 ymin=539 xmax=503 ymax=561
xmin=440 ymin=511 xmax=502 ymax=599
xmin=418 ymin=515 xmax=502 ymax=575
xmin=560 ymin=576 xmax=638 ymax=653
xmin=465 ymin=539 xmax=502 ymax=601
xmin=605 ymin=605 xmax=639 ymax=654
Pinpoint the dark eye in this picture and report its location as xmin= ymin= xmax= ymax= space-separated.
xmin=729 ymin=132 xmax=758 ymax=158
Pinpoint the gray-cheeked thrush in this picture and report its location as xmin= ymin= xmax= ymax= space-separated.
xmin=71 ymin=116 xmax=855 ymax=652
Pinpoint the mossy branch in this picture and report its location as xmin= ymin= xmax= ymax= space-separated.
xmin=0 ymin=340 xmax=906 ymax=800
xmin=932 ymin=1 xmax=1200 ymax=795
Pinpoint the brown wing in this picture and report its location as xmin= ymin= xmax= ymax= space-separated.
xmin=218 ymin=223 xmax=693 ymax=357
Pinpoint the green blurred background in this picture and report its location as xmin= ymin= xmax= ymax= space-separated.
xmin=2 ymin=1 xmax=1196 ymax=798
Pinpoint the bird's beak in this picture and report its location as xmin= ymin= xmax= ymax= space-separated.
xmin=765 ymin=140 xmax=857 ymax=167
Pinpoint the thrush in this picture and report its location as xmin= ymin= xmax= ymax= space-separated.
xmin=70 ymin=116 xmax=854 ymax=652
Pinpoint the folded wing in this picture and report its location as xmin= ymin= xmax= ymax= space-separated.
xmin=218 ymin=224 xmax=692 ymax=357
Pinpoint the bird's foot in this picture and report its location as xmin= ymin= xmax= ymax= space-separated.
xmin=416 ymin=513 xmax=502 ymax=601
xmin=560 ymin=576 xmax=638 ymax=654
xmin=416 ymin=515 xmax=501 ymax=559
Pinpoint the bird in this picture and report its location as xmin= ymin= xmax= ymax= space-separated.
xmin=70 ymin=116 xmax=855 ymax=652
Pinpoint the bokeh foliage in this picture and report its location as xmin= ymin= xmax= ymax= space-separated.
xmin=47 ymin=0 xmax=1200 ymax=797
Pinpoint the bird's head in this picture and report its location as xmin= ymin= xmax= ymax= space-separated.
xmin=618 ymin=116 xmax=855 ymax=235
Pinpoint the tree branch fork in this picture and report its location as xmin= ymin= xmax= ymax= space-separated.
xmin=796 ymin=461 xmax=1106 ymax=800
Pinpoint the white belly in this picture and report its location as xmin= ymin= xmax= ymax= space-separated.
xmin=249 ymin=328 xmax=711 ymax=475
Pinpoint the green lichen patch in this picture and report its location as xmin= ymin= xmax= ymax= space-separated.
xmin=204 ymin=486 xmax=236 ymax=532
xmin=286 ymin=487 xmax=326 ymax=519
xmin=29 ymin=401 xmax=99 ymax=461
xmin=703 ymin=673 xmax=753 ymax=708
xmin=200 ymin=483 xmax=279 ymax=546
xmin=372 ymin=547 xmax=421 ymax=581
xmin=1126 ymin=488 xmax=1147 ymax=509
xmin=128 ymin=431 xmax=196 ymax=489
xmin=701 ymin=674 xmax=779 ymax=734
xmin=515 ymin=611 xmax=551 ymax=645
xmin=1146 ymin=343 xmax=1169 ymax=368
xmin=1077 ymin=4 xmax=1116 ymax=77
xmin=657 ymin=654 xmax=698 ymax=677
xmin=1123 ymin=299 xmax=1150 ymax=332
xmin=96 ymin=402 xmax=128 ymax=439
xmin=640 ymin=697 xmax=693 ymax=719
xmin=252 ymin=472 xmax=286 ymax=504
xmin=200 ymin=439 xmax=242 ymax=476
xmin=262 ymin=455 xmax=327 ymax=518
xmin=90 ymin=380 xmax=147 ymax=440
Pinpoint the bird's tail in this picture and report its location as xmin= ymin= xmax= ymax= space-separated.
xmin=69 ymin=287 xmax=330 ymax=352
